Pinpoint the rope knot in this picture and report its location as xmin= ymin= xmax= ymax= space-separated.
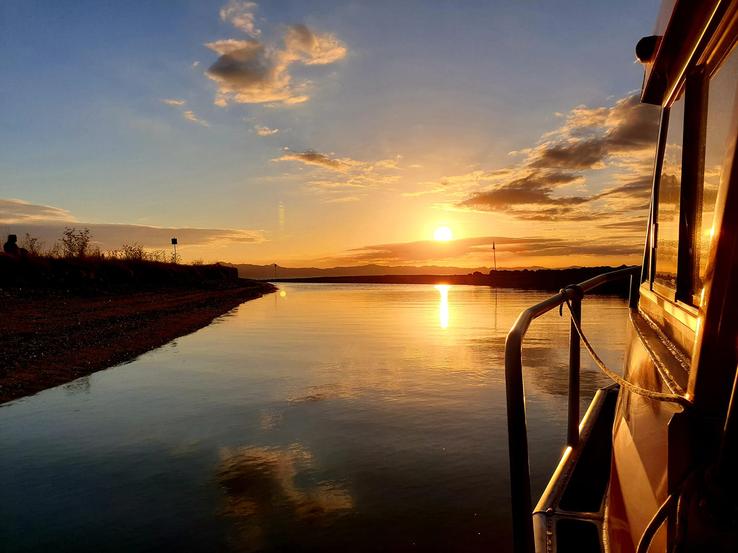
xmin=562 ymin=284 xmax=584 ymax=301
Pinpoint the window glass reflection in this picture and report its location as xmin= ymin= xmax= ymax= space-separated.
xmin=697 ymin=46 xmax=738 ymax=302
xmin=655 ymin=95 xmax=685 ymax=290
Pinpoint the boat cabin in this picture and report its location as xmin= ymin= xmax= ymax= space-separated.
xmin=505 ymin=1 xmax=738 ymax=551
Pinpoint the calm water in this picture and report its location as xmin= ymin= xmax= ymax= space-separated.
xmin=1 ymin=284 xmax=628 ymax=552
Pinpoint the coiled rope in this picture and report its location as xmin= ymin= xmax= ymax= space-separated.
xmin=563 ymin=297 xmax=691 ymax=408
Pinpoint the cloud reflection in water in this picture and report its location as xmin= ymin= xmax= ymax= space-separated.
xmin=217 ymin=444 xmax=352 ymax=548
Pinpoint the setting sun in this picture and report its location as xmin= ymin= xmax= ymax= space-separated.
xmin=434 ymin=226 xmax=453 ymax=241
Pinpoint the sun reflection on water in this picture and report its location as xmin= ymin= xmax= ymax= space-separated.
xmin=435 ymin=284 xmax=450 ymax=329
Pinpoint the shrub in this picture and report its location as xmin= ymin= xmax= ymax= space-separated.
xmin=20 ymin=233 xmax=44 ymax=255
xmin=148 ymin=249 xmax=168 ymax=263
xmin=121 ymin=242 xmax=146 ymax=260
xmin=61 ymin=227 xmax=91 ymax=258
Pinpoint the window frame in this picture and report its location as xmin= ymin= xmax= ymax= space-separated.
xmin=650 ymin=70 xmax=709 ymax=308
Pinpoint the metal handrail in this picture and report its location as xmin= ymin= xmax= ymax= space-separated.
xmin=504 ymin=266 xmax=639 ymax=553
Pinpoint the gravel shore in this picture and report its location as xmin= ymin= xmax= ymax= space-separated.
xmin=0 ymin=281 xmax=275 ymax=404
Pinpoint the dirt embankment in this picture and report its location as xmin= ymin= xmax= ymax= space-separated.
xmin=0 ymin=280 xmax=275 ymax=404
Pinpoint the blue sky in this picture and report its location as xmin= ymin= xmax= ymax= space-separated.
xmin=0 ymin=0 xmax=661 ymax=266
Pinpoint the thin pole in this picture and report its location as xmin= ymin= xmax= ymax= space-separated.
xmin=567 ymin=292 xmax=582 ymax=446
xmin=506 ymin=328 xmax=535 ymax=553
xmin=493 ymin=241 xmax=497 ymax=272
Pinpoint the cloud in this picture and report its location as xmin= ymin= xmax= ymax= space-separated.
xmin=331 ymin=235 xmax=643 ymax=265
xmin=0 ymin=198 xmax=76 ymax=224
xmin=161 ymin=98 xmax=209 ymax=127
xmin=450 ymin=92 xmax=659 ymax=223
xmin=598 ymin=219 xmax=648 ymax=232
xmin=282 ymin=24 xmax=347 ymax=66
xmin=205 ymin=5 xmax=346 ymax=106
xmin=219 ymin=0 xmax=260 ymax=37
xmin=274 ymin=148 xmax=401 ymax=203
xmin=206 ymin=38 xmax=307 ymax=106
xmin=182 ymin=110 xmax=209 ymax=126
xmin=528 ymin=94 xmax=659 ymax=170
xmin=596 ymin=173 xmax=652 ymax=210
xmin=322 ymin=195 xmax=361 ymax=203
xmin=0 ymin=198 xmax=265 ymax=252
xmin=458 ymin=172 xmax=589 ymax=215
xmin=275 ymin=149 xmax=352 ymax=171
xmin=5 ymin=222 xmax=264 ymax=250
xmin=254 ymin=124 xmax=279 ymax=136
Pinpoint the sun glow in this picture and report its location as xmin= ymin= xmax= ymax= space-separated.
xmin=435 ymin=284 xmax=450 ymax=329
xmin=434 ymin=226 xmax=453 ymax=241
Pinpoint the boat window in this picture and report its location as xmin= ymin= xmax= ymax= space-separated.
xmin=695 ymin=45 xmax=738 ymax=304
xmin=654 ymin=94 xmax=685 ymax=292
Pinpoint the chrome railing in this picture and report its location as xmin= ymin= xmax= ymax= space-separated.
xmin=504 ymin=266 xmax=639 ymax=553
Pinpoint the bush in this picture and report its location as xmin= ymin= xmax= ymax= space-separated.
xmin=121 ymin=242 xmax=146 ymax=260
xmin=20 ymin=233 xmax=44 ymax=256
xmin=60 ymin=227 xmax=91 ymax=258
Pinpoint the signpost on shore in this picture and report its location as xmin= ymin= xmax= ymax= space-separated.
xmin=171 ymin=237 xmax=178 ymax=264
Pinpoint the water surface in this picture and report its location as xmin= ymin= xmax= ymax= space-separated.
xmin=1 ymin=283 xmax=629 ymax=552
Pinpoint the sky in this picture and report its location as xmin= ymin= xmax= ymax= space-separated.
xmin=0 ymin=0 xmax=662 ymax=268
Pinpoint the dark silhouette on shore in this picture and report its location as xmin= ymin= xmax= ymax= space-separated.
xmin=3 ymin=234 xmax=28 ymax=257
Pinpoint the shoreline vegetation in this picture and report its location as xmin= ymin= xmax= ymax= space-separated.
xmin=1 ymin=253 xmax=275 ymax=404
xmin=267 ymin=265 xmax=638 ymax=295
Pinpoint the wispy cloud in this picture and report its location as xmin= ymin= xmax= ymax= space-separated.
xmin=273 ymin=148 xmax=401 ymax=203
xmin=219 ymin=0 xmax=260 ymax=37
xmin=275 ymin=149 xmax=353 ymax=171
xmin=254 ymin=125 xmax=279 ymax=136
xmin=330 ymin=235 xmax=642 ymax=266
xmin=182 ymin=109 xmax=209 ymax=126
xmin=205 ymin=3 xmax=347 ymax=106
xmin=160 ymin=98 xmax=209 ymax=126
xmin=0 ymin=198 xmax=76 ymax=225
xmin=1 ymin=199 xmax=265 ymax=251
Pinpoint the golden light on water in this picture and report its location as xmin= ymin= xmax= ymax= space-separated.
xmin=433 ymin=226 xmax=453 ymax=241
xmin=435 ymin=284 xmax=450 ymax=329
xmin=279 ymin=290 xmax=287 ymax=298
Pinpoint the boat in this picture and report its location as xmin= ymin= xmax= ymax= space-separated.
xmin=504 ymin=1 xmax=738 ymax=551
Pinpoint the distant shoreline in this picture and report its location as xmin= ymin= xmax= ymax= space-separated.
xmin=266 ymin=265 xmax=638 ymax=294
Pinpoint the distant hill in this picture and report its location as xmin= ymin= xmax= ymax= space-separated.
xmin=226 ymin=263 xmax=497 ymax=280
xmin=265 ymin=265 xmax=639 ymax=296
